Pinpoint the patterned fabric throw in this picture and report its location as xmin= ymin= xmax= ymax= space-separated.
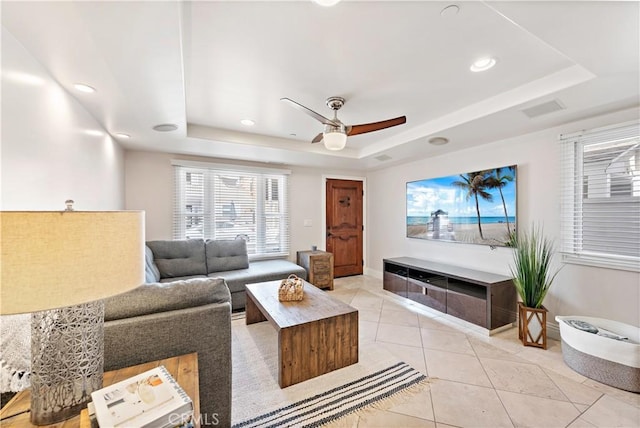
xmin=0 ymin=314 xmax=31 ymax=392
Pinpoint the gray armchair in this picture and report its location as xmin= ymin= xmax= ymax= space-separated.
xmin=102 ymin=277 xmax=232 ymax=427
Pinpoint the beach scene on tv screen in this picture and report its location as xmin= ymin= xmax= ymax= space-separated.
xmin=406 ymin=166 xmax=517 ymax=247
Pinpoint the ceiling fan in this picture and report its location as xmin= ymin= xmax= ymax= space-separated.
xmin=281 ymin=96 xmax=406 ymax=151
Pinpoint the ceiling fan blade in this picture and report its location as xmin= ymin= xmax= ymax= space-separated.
xmin=280 ymin=97 xmax=338 ymax=126
xmin=311 ymin=132 xmax=324 ymax=144
xmin=347 ymin=116 xmax=406 ymax=136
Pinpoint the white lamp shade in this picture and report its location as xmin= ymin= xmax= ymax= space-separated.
xmin=323 ymin=131 xmax=347 ymax=151
xmin=1 ymin=211 xmax=145 ymax=314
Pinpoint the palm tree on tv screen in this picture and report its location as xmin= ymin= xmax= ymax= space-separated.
xmin=451 ymin=171 xmax=493 ymax=239
xmin=487 ymin=167 xmax=515 ymax=235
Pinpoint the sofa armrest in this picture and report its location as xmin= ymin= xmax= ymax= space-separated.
xmin=104 ymin=300 xmax=231 ymax=427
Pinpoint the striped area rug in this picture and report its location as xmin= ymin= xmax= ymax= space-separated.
xmin=232 ymin=362 xmax=428 ymax=428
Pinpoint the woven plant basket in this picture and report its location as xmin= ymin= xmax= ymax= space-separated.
xmin=518 ymin=302 xmax=548 ymax=349
xmin=278 ymin=274 xmax=304 ymax=301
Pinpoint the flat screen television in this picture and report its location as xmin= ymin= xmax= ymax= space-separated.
xmin=406 ymin=165 xmax=517 ymax=247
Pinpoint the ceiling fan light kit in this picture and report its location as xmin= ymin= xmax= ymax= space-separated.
xmin=281 ymin=96 xmax=407 ymax=151
xmin=323 ymin=129 xmax=347 ymax=150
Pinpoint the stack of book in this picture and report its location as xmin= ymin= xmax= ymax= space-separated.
xmin=89 ymin=366 xmax=194 ymax=428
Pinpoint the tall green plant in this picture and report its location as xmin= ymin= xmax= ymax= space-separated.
xmin=510 ymin=226 xmax=561 ymax=308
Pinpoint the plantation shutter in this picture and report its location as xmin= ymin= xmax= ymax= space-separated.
xmin=559 ymin=121 xmax=640 ymax=271
xmin=173 ymin=160 xmax=291 ymax=259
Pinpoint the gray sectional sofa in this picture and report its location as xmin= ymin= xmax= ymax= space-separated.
xmin=145 ymin=238 xmax=307 ymax=311
xmin=100 ymin=238 xmax=305 ymax=426
xmin=103 ymin=277 xmax=231 ymax=427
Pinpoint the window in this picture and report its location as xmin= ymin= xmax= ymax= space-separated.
xmin=173 ymin=161 xmax=290 ymax=259
xmin=560 ymin=121 xmax=640 ymax=271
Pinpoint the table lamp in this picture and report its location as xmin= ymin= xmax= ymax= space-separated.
xmin=1 ymin=206 xmax=144 ymax=425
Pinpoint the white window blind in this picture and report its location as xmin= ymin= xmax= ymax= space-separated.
xmin=173 ymin=161 xmax=290 ymax=259
xmin=560 ymin=121 xmax=640 ymax=271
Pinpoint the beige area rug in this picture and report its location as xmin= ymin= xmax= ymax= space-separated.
xmin=231 ymin=318 xmax=430 ymax=426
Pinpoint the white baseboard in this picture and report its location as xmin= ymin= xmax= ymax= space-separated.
xmin=547 ymin=321 xmax=561 ymax=341
xmin=364 ymin=267 xmax=383 ymax=279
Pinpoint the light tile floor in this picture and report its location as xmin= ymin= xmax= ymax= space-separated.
xmin=317 ymin=274 xmax=639 ymax=427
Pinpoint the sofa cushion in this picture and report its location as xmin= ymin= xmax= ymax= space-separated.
xmin=159 ymin=274 xmax=206 ymax=283
xmin=147 ymin=239 xmax=207 ymax=278
xmin=206 ymin=239 xmax=249 ymax=273
xmin=144 ymin=245 xmax=161 ymax=283
xmin=104 ymin=277 xmax=230 ymax=321
xmin=209 ymin=259 xmax=307 ymax=294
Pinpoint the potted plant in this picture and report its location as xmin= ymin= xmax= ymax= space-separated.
xmin=510 ymin=225 xmax=561 ymax=349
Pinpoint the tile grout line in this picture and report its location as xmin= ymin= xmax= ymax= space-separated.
xmin=417 ymin=311 xmax=440 ymax=426
xmin=468 ymin=337 xmax=517 ymax=428
xmin=540 ymin=363 xmax=598 ymax=415
xmin=563 ymin=394 xmax=607 ymax=428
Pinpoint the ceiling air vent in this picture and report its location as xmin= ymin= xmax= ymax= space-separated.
xmin=521 ymin=99 xmax=565 ymax=118
xmin=375 ymin=154 xmax=392 ymax=162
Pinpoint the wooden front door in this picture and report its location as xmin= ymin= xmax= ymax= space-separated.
xmin=326 ymin=179 xmax=363 ymax=277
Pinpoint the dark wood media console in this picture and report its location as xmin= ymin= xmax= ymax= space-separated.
xmin=383 ymin=257 xmax=516 ymax=332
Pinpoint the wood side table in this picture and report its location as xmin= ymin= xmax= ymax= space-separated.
xmin=0 ymin=353 xmax=199 ymax=428
xmin=297 ymin=250 xmax=334 ymax=290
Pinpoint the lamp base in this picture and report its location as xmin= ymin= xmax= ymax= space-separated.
xmin=30 ymin=301 xmax=104 ymax=425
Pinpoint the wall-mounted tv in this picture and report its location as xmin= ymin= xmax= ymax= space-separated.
xmin=406 ymin=165 xmax=517 ymax=247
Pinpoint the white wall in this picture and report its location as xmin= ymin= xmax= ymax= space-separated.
xmin=367 ymin=108 xmax=640 ymax=328
xmin=124 ymin=151 xmax=174 ymax=239
xmin=1 ymin=28 xmax=125 ymax=210
xmin=124 ymin=150 xmax=357 ymax=260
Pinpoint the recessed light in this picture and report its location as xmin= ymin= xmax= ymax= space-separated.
xmin=312 ymin=0 xmax=341 ymax=6
xmin=428 ymin=137 xmax=449 ymax=146
xmin=85 ymin=130 xmax=103 ymax=137
xmin=440 ymin=4 xmax=460 ymax=17
xmin=73 ymin=83 xmax=96 ymax=93
xmin=152 ymin=123 xmax=178 ymax=132
xmin=470 ymin=57 xmax=496 ymax=72
xmin=115 ymin=133 xmax=130 ymax=139
xmin=240 ymin=119 xmax=255 ymax=126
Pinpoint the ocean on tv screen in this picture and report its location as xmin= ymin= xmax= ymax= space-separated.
xmin=407 ymin=216 xmax=516 ymax=226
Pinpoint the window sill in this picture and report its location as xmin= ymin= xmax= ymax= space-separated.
xmin=562 ymin=253 xmax=640 ymax=272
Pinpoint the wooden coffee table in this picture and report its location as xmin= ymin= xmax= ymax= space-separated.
xmin=246 ymin=280 xmax=358 ymax=388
